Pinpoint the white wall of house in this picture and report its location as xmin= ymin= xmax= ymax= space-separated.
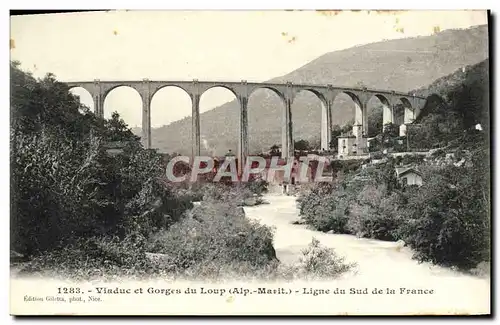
xmin=338 ymin=136 xmax=368 ymax=157
xmin=338 ymin=137 xmax=356 ymax=157
xmin=400 ymin=172 xmax=423 ymax=186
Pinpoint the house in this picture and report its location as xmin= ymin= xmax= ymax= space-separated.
xmin=395 ymin=167 xmax=423 ymax=186
xmin=337 ymin=134 xmax=368 ymax=159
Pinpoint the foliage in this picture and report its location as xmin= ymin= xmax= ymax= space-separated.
xmin=12 ymin=129 xmax=105 ymax=254
xmin=297 ymin=183 xmax=349 ymax=233
xmin=415 ymin=59 xmax=489 ymax=131
xmin=297 ymin=57 xmax=490 ymax=271
xmin=406 ymin=112 xmax=463 ymax=150
xmin=395 ymin=154 xmax=425 ymax=166
xmin=367 ymin=105 xmax=383 ymax=137
xmin=294 ymin=139 xmax=311 ymax=151
xmin=297 ymin=137 xmax=489 ymax=270
xmin=198 ymin=181 xmax=266 ymax=206
xmin=398 ymin=148 xmax=490 ymax=270
xmin=330 ymin=159 xmax=363 ymax=176
xmin=409 ymin=59 xmax=489 ymax=150
xmin=16 ymin=235 xmax=156 ymax=280
xmin=10 ymin=62 xmax=194 ymax=256
xmin=329 ymin=125 xmax=341 ymax=151
xmin=11 ymin=61 xmax=284 ymax=281
xmin=292 ymin=238 xmax=355 ymax=279
xmin=347 ymin=185 xmax=404 ymax=241
xmin=377 ymin=122 xmax=401 ymax=150
xmin=269 ymin=144 xmax=280 ymax=156
xmin=145 ymin=202 xmax=277 ymax=274
xmin=368 ymin=137 xmax=381 ymax=152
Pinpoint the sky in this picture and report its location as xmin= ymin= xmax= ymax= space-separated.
xmin=10 ymin=10 xmax=487 ymax=128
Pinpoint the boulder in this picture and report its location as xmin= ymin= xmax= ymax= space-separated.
xmin=243 ymin=197 xmax=258 ymax=206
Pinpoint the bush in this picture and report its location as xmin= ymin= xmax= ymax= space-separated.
xmin=299 ymin=162 xmax=400 ymax=236
xmin=431 ymin=148 xmax=445 ymax=158
xmin=10 ymin=62 xmax=193 ymax=257
xmin=201 ymin=182 xmax=265 ymax=206
xmin=330 ymin=159 xmax=363 ymax=175
xmin=145 ymin=202 xmax=277 ymax=275
xmin=298 ymin=183 xmax=350 ymax=233
xmin=11 ymin=130 xmax=106 ymax=254
xmin=276 ymin=238 xmax=355 ymax=280
xmin=400 ymin=154 xmax=425 ymax=165
xmin=398 ymin=164 xmax=490 ymax=270
xmin=297 ymin=146 xmax=490 ymax=271
xmin=16 ymin=234 xmax=157 ymax=280
xmin=347 ymin=186 xmax=404 ymax=241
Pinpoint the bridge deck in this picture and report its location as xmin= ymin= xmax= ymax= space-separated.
xmin=64 ymin=79 xmax=425 ymax=99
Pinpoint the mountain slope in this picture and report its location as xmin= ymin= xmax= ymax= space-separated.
xmin=415 ymin=58 xmax=489 ymax=129
xmin=146 ymin=24 xmax=488 ymax=155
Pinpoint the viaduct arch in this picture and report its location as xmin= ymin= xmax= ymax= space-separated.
xmin=66 ymin=79 xmax=428 ymax=172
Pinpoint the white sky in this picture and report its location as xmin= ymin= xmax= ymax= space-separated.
xmin=10 ymin=10 xmax=487 ymax=127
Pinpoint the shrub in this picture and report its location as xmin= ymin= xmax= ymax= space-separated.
xmin=431 ymin=148 xmax=445 ymax=158
xmin=400 ymin=154 xmax=425 ymax=165
xmin=347 ymin=186 xmax=404 ymax=241
xmin=10 ymin=62 xmax=193 ymax=256
xmin=298 ymin=183 xmax=350 ymax=233
xmin=16 ymin=234 xmax=157 ymax=280
xmin=145 ymin=202 xmax=277 ymax=275
xmin=245 ymin=178 xmax=269 ymax=196
xmin=398 ymin=163 xmax=490 ymax=270
xmin=11 ymin=130 xmax=107 ymax=254
xmin=201 ymin=182 xmax=264 ymax=206
xmin=279 ymin=238 xmax=355 ymax=280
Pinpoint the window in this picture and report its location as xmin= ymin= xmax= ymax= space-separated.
xmin=402 ymin=177 xmax=408 ymax=186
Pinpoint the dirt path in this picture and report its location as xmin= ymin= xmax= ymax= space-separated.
xmin=244 ymin=194 xmax=491 ymax=315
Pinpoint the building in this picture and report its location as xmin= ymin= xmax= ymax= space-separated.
xmin=395 ymin=167 xmax=423 ymax=186
xmin=337 ymin=134 xmax=368 ymax=159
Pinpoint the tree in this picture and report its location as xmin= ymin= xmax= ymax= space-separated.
xmin=381 ymin=123 xmax=399 ymax=149
xmin=367 ymin=105 xmax=383 ymax=137
xmin=103 ymin=112 xmax=141 ymax=143
xmin=368 ymin=137 xmax=381 ymax=152
xmin=270 ymin=144 xmax=280 ymax=156
xmin=294 ymin=139 xmax=311 ymax=151
xmin=341 ymin=122 xmax=353 ymax=134
xmin=401 ymin=161 xmax=489 ymax=269
xmin=329 ymin=125 xmax=342 ymax=151
xmin=10 ymin=61 xmax=188 ymax=255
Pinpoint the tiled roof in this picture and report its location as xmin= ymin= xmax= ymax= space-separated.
xmin=395 ymin=166 xmax=422 ymax=177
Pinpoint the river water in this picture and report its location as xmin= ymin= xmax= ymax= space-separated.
xmin=244 ymin=193 xmax=491 ymax=315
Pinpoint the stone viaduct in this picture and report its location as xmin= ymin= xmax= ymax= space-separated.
xmin=65 ymin=79 xmax=427 ymax=169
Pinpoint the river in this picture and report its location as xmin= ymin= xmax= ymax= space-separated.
xmin=244 ymin=193 xmax=491 ymax=315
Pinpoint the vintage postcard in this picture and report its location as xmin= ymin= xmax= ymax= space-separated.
xmin=9 ymin=10 xmax=491 ymax=316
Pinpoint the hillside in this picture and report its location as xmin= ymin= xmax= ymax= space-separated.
xmin=415 ymin=59 xmax=489 ymax=129
xmin=143 ymin=24 xmax=488 ymax=155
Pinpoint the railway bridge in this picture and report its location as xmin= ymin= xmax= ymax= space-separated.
xmin=65 ymin=79 xmax=428 ymax=170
